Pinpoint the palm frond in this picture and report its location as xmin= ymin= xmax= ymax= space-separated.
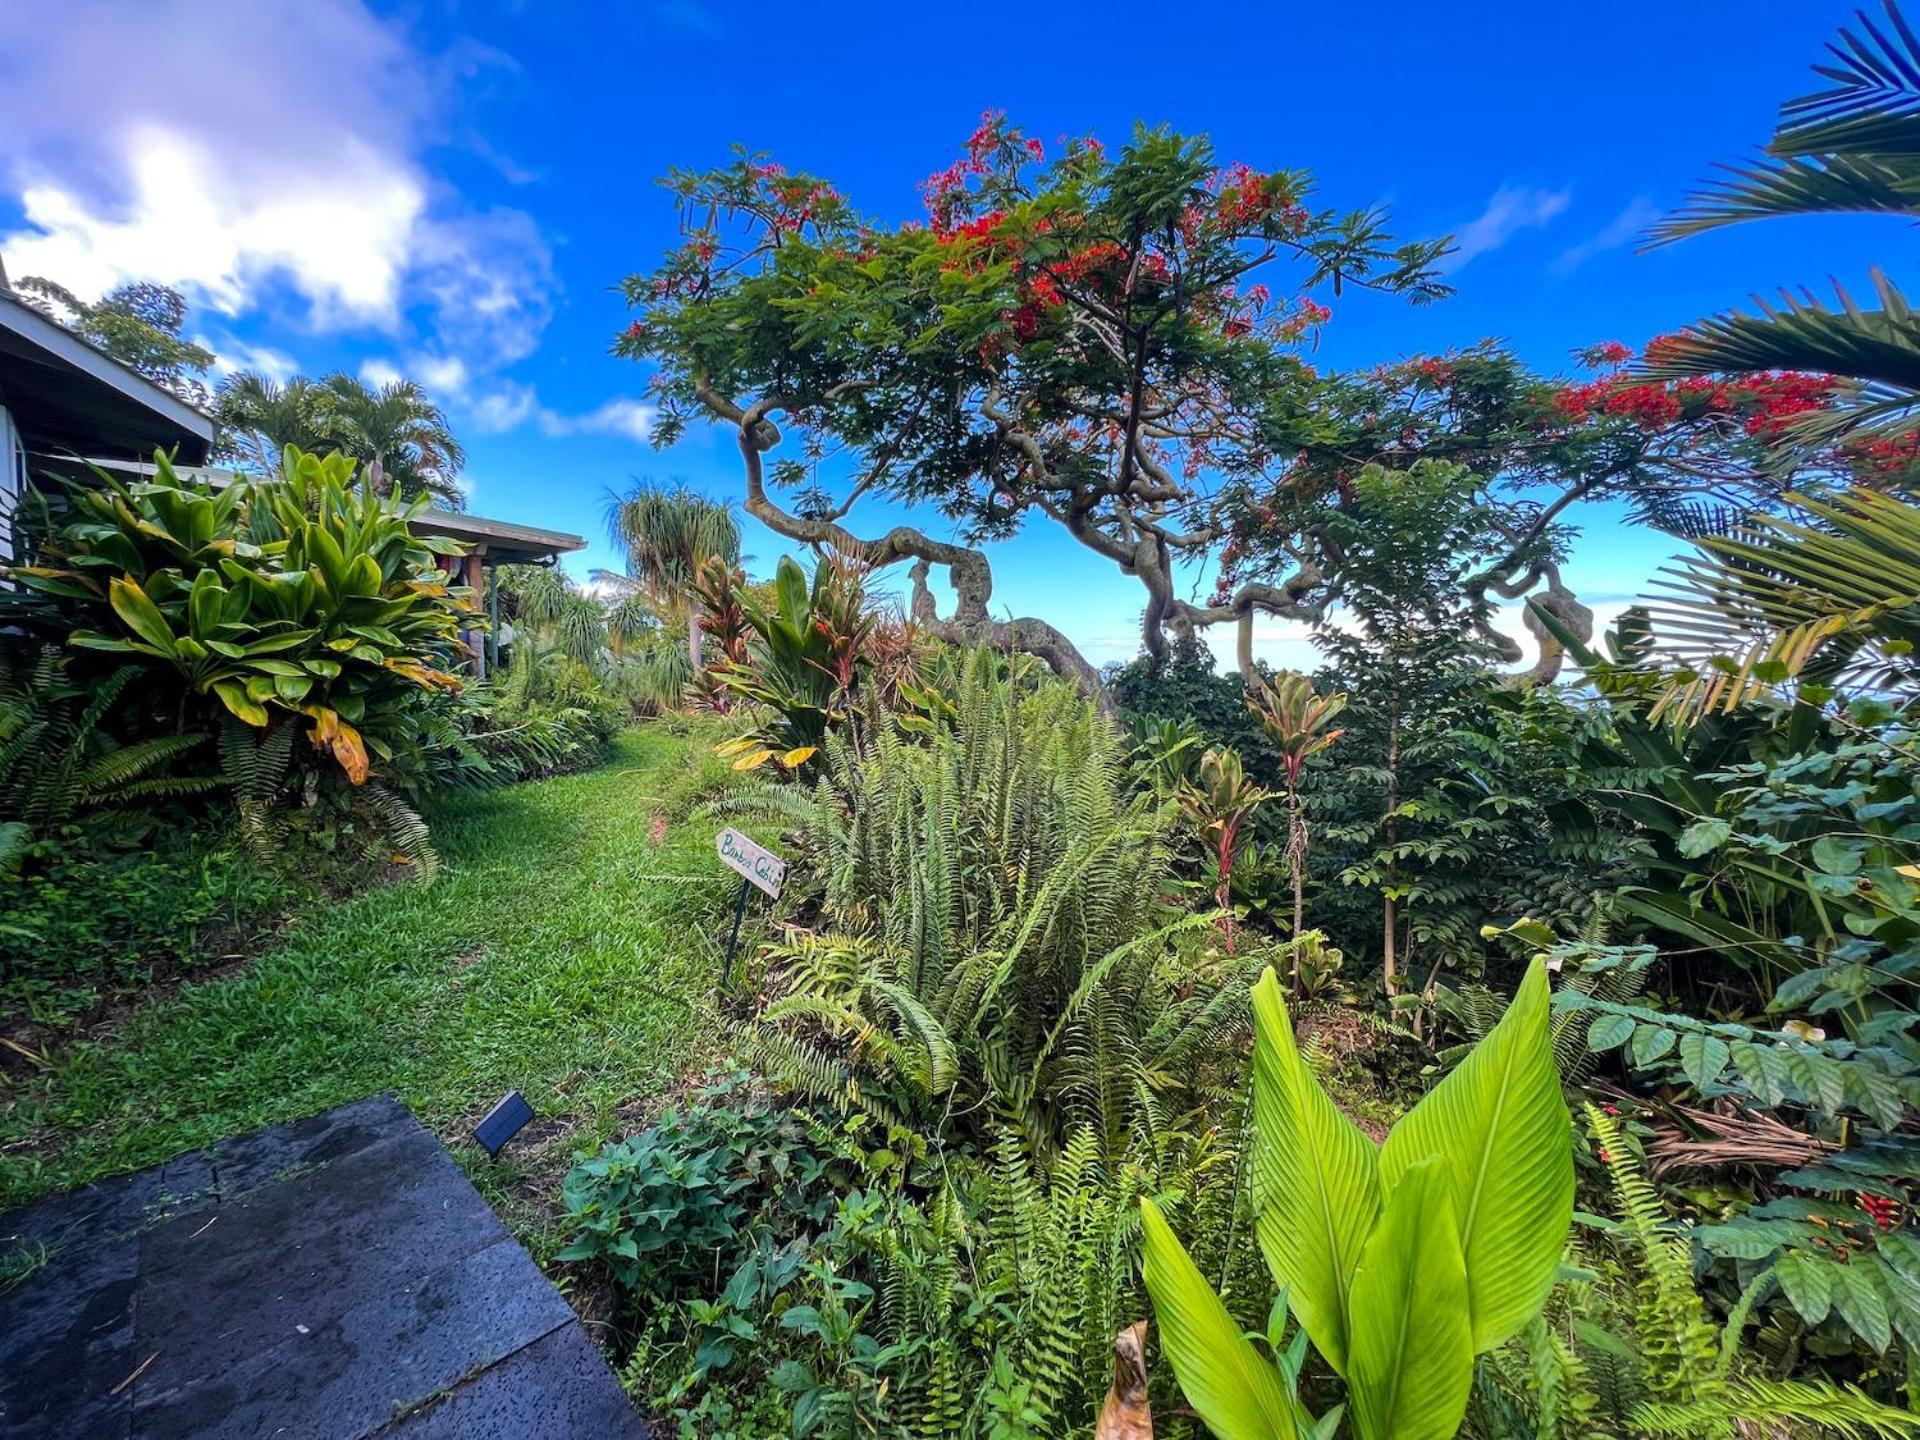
xmin=1641 ymin=486 xmax=1920 ymax=719
xmin=1648 ymin=153 xmax=1920 ymax=245
xmin=1774 ymin=1 xmax=1920 ymax=158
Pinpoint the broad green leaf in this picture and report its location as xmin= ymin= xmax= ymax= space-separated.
xmin=1587 ymin=1013 xmax=1635 ymax=1052
xmin=1380 ymin=957 xmax=1573 ymax=1354
xmin=1678 ymin=1032 xmax=1732 ymax=1090
xmin=1250 ymin=969 xmax=1380 ymax=1375
xmin=1676 ymin=817 xmax=1732 ymax=856
xmin=108 ymin=576 xmax=178 ymax=655
xmin=1811 ymin=834 xmax=1867 ymax=876
xmin=1789 ymin=1049 xmax=1848 ymax=1115
xmin=1630 ymin=1023 xmax=1677 ymax=1068
xmin=1833 ymin=1262 xmax=1894 ymax=1354
xmin=1776 ymin=1252 xmax=1833 ymax=1325
xmin=1345 ymin=1158 xmax=1474 ymax=1440
xmin=1141 ymin=1199 xmax=1299 ymax=1440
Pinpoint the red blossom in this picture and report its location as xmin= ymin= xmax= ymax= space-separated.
xmin=1859 ymin=1191 xmax=1903 ymax=1229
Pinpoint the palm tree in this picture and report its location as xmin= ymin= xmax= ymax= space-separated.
xmin=605 ymin=481 xmax=741 ymax=678
xmin=317 ymin=375 xmax=467 ymax=507
xmin=213 ymin=372 xmax=467 ymax=507
xmin=212 ymin=373 xmax=334 ymax=472
xmin=1645 ymin=3 xmax=1920 ymax=446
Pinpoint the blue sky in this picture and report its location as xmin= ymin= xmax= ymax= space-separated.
xmin=0 ymin=1 xmax=1895 ymax=668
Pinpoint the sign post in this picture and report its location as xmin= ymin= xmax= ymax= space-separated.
xmin=716 ymin=827 xmax=786 ymax=986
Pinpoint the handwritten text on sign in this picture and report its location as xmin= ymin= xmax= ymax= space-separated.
xmin=717 ymin=827 xmax=787 ymax=899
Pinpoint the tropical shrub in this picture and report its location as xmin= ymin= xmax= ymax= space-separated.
xmin=3 ymin=447 xmax=474 ymax=787
xmin=1142 ymin=959 xmax=1573 ymax=1440
xmin=568 ymin=1073 xmax=1211 ymax=1440
xmin=1468 ymin=1106 xmax=1920 ymax=1440
xmin=0 ymin=813 xmax=291 ymax=1024
xmin=712 ymin=553 xmax=880 ymax=771
xmin=0 ymin=648 xmax=219 ymax=860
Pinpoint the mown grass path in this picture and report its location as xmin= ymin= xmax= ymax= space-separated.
xmin=0 ymin=726 xmax=736 ymax=1249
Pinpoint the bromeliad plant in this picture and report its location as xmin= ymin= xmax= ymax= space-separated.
xmin=5 ymin=447 xmax=473 ymax=785
xmin=1142 ymin=957 xmax=1574 ymax=1440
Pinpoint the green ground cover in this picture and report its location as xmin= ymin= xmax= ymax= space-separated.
xmin=0 ymin=725 xmax=737 ymax=1256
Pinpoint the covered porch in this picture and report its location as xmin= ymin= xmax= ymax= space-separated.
xmin=411 ymin=509 xmax=585 ymax=680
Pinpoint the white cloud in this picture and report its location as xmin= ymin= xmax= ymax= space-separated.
xmin=469 ymin=381 xmax=540 ymax=433
xmin=200 ymin=332 xmax=299 ymax=384
xmin=1553 ymin=196 xmax=1662 ymax=274
xmin=467 ymin=381 xmax=656 ymax=443
xmin=0 ymin=0 xmax=550 ymax=374
xmin=1441 ymin=183 xmax=1573 ymax=273
xmin=358 ymin=358 xmax=404 ymax=389
xmin=413 ymin=354 xmax=471 ymax=397
xmin=566 ymin=398 xmax=657 ymax=442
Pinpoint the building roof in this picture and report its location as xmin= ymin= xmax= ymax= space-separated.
xmin=407 ymin=508 xmax=586 ymax=565
xmin=0 ymin=289 xmax=214 ymax=463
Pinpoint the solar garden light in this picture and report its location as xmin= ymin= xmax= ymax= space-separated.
xmin=474 ymin=1091 xmax=533 ymax=1159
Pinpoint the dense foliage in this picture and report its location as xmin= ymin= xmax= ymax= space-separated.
xmin=20 ymin=9 xmax=1920 ymax=1439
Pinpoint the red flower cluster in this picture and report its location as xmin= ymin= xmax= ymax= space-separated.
xmin=1550 ymin=370 xmax=1836 ymax=435
xmin=1848 ymin=431 xmax=1920 ymax=476
xmin=1859 ymin=1191 xmax=1903 ymax=1229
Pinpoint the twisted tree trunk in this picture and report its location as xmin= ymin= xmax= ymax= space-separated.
xmin=698 ymin=381 xmax=1111 ymax=705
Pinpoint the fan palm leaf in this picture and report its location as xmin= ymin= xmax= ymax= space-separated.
xmin=1643 ymin=4 xmax=1920 ymax=445
xmin=1647 ymin=154 xmax=1920 ymax=244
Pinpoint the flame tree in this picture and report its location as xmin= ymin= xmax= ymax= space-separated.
xmin=618 ymin=116 xmax=1880 ymax=692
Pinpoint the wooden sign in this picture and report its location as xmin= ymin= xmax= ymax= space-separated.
xmin=717 ymin=827 xmax=786 ymax=899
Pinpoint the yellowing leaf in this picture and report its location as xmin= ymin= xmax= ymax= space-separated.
xmin=108 ymin=576 xmax=178 ymax=654
xmin=731 ymin=749 xmax=774 ymax=771
xmin=780 ymin=746 xmax=819 ymax=768
xmin=211 ymin=680 xmax=268 ymax=727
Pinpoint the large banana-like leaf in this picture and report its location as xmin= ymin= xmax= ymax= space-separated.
xmin=1378 ymin=957 xmax=1572 ymax=1354
xmin=1249 ymin=968 xmax=1380 ymax=1375
xmin=1344 ymin=1158 xmax=1474 ymax=1440
xmin=1140 ymin=1199 xmax=1299 ymax=1440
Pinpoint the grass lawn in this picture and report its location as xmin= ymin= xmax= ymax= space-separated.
xmin=0 ymin=723 xmax=743 ymax=1257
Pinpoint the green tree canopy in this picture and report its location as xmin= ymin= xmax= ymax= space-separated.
xmin=213 ymin=372 xmax=467 ymax=508
xmin=15 ymin=277 xmax=214 ymax=406
xmin=617 ymin=116 xmax=1449 ymax=689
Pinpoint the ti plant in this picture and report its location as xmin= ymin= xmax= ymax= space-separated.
xmin=1247 ymin=672 xmax=1348 ymax=953
xmin=1176 ymin=745 xmax=1277 ymax=947
xmin=1142 ymin=957 xmax=1574 ymax=1440
xmin=6 ymin=446 xmax=472 ymax=784
xmin=713 ymin=552 xmax=874 ymax=772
